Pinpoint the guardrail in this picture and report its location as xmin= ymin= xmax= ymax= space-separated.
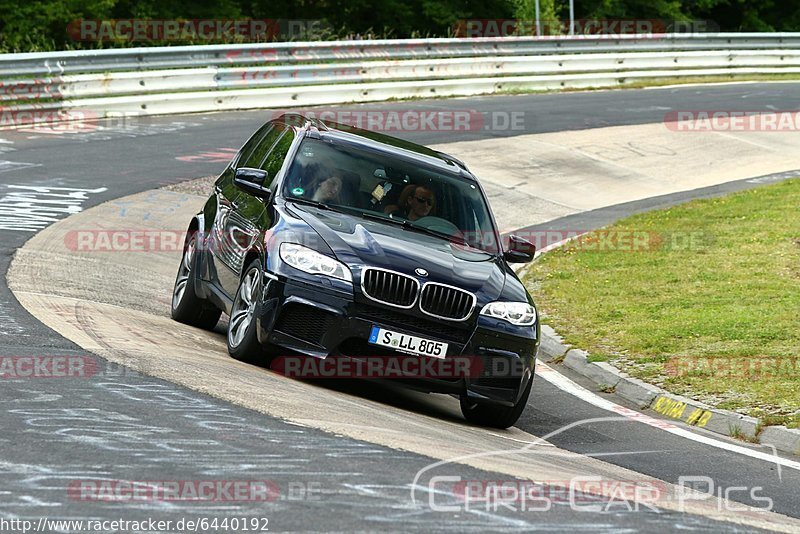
xmin=1 ymin=33 xmax=799 ymax=125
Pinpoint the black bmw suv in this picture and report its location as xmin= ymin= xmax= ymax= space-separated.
xmin=171 ymin=114 xmax=539 ymax=428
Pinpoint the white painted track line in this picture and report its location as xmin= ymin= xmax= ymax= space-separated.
xmin=537 ymin=363 xmax=800 ymax=473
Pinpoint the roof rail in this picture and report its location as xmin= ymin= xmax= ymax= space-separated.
xmin=306 ymin=122 xmax=321 ymax=139
xmin=436 ymin=151 xmax=467 ymax=170
xmin=269 ymin=112 xmax=309 ymax=129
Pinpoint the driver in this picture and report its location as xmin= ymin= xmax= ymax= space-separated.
xmin=393 ymin=185 xmax=435 ymax=221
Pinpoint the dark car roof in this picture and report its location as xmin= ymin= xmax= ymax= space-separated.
xmin=272 ymin=113 xmax=473 ymax=178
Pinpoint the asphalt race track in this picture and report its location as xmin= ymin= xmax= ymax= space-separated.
xmin=1 ymin=83 xmax=800 ymax=532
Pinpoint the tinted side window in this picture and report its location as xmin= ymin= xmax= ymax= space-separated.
xmin=236 ymin=124 xmax=273 ymax=169
xmin=259 ymin=130 xmax=294 ymax=189
xmin=241 ymin=125 xmax=284 ymax=169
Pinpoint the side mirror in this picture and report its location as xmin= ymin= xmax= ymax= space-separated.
xmin=234 ymin=167 xmax=271 ymax=198
xmin=503 ymin=235 xmax=536 ymax=263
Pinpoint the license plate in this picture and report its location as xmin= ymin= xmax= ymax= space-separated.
xmin=368 ymin=326 xmax=448 ymax=359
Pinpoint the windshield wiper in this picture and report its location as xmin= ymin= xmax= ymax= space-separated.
xmin=406 ymin=224 xmax=470 ymax=248
xmin=285 ymin=196 xmax=330 ymax=210
xmin=355 ymin=211 xmax=472 ymax=248
xmin=356 ymin=211 xmax=408 ymax=227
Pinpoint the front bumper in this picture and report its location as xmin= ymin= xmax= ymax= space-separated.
xmin=257 ymin=273 xmax=538 ymax=406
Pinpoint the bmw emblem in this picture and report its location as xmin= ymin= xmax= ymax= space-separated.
xmin=415 ymin=268 xmax=428 ymax=277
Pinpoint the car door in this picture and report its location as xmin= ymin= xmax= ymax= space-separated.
xmin=233 ymin=124 xmax=296 ymax=231
xmin=212 ymin=124 xmax=296 ymax=298
xmin=208 ymin=124 xmax=275 ymax=299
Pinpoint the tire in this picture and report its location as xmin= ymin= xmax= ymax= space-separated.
xmin=460 ymin=377 xmax=533 ymax=429
xmin=227 ymin=259 xmax=273 ymax=364
xmin=171 ymin=232 xmax=222 ymax=330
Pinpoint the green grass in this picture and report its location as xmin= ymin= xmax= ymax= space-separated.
xmin=524 ymin=179 xmax=800 ymax=422
xmin=611 ymin=72 xmax=800 ymax=89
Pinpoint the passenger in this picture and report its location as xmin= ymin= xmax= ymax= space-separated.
xmin=308 ymin=174 xmax=343 ymax=203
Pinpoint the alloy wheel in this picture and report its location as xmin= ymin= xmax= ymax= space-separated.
xmin=228 ymin=267 xmax=260 ymax=348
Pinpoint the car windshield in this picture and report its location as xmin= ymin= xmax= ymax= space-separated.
xmin=281 ymin=138 xmax=500 ymax=254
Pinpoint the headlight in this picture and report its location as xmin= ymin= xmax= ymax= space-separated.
xmin=480 ymin=301 xmax=537 ymax=326
xmin=279 ymin=243 xmax=351 ymax=282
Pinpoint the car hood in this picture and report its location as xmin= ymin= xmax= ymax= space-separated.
xmin=289 ymin=203 xmax=506 ymax=302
